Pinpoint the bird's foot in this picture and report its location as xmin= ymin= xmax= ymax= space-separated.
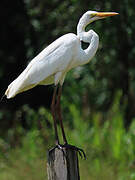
xmin=48 ymin=144 xmax=66 ymax=158
xmin=62 ymin=143 xmax=86 ymax=159
xmin=49 ymin=143 xmax=86 ymax=159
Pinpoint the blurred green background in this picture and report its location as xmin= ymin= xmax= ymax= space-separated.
xmin=0 ymin=0 xmax=135 ymax=179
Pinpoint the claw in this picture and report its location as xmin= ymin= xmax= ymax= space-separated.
xmin=62 ymin=144 xmax=86 ymax=159
xmin=49 ymin=144 xmax=86 ymax=160
xmin=48 ymin=144 xmax=66 ymax=158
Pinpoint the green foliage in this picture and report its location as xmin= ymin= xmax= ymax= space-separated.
xmin=1 ymin=98 xmax=135 ymax=179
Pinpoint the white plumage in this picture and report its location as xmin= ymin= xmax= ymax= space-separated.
xmin=5 ymin=11 xmax=118 ymax=99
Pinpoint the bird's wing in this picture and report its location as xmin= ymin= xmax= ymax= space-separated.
xmin=5 ymin=33 xmax=78 ymax=98
xmin=24 ymin=33 xmax=78 ymax=84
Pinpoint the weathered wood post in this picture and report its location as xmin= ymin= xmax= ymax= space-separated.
xmin=47 ymin=148 xmax=80 ymax=180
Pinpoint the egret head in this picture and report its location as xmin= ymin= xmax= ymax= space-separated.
xmin=82 ymin=10 xmax=119 ymax=23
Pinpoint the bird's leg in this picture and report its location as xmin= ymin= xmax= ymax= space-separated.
xmin=56 ymin=85 xmax=68 ymax=144
xmin=51 ymin=86 xmax=60 ymax=145
xmin=49 ymin=85 xmax=66 ymax=157
xmin=50 ymin=85 xmax=86 ymax=159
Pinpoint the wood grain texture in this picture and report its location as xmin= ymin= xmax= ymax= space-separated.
xmin=47 ymin=147 xmax=80 ymax=180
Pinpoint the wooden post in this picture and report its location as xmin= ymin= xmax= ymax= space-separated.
xmin=47 ymin=147 xmax=80 ymax=180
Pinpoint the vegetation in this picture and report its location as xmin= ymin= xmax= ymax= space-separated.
xmin=0 ymin=0 xmax=134 ymax=179
xmin=1 ymin=98 xmax=135 ymax=179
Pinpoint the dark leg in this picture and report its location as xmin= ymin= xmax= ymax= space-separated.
xmin=50 ymin=85 xmax=86 ymax=159
xmin=51 ymin=86 xmax=59 ymax=145
xmin=56 ymin=85 xmax=68 ymax=144
xmin=56 ymin=85 xmax=86 ymax=159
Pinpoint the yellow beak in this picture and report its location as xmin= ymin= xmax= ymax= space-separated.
xmin=96 ymin=12 xmax=119 ymax=18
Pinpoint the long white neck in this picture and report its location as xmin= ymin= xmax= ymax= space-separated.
xmin=77 ymin=16 xmax=99 ymax=65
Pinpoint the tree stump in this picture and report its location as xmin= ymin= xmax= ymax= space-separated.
xmin=47 ymin=147 xmax=80 ymax=180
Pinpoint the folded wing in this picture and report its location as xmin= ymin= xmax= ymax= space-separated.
xmin=5 ymin=33 xmax=77 ymax=98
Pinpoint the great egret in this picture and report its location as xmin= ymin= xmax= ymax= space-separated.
xmin=5 ymin=11 xmax=118 ymax=154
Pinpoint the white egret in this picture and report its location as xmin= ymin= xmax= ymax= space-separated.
xmin=5 ymin=11 xmax=118 ymax=154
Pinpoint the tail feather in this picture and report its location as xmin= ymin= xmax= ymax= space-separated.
xmin=5 ymin=80 xmax=20 ymax=98
xmin=5 ymin=76 xmax=37 ymax=99
xmin=5 ymin=65 xmax=31 ymax=99
xmin=5 ymin=60 xmax=45 ymax=99
xmin=5 ymin=69 xmax=28 ymax=98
